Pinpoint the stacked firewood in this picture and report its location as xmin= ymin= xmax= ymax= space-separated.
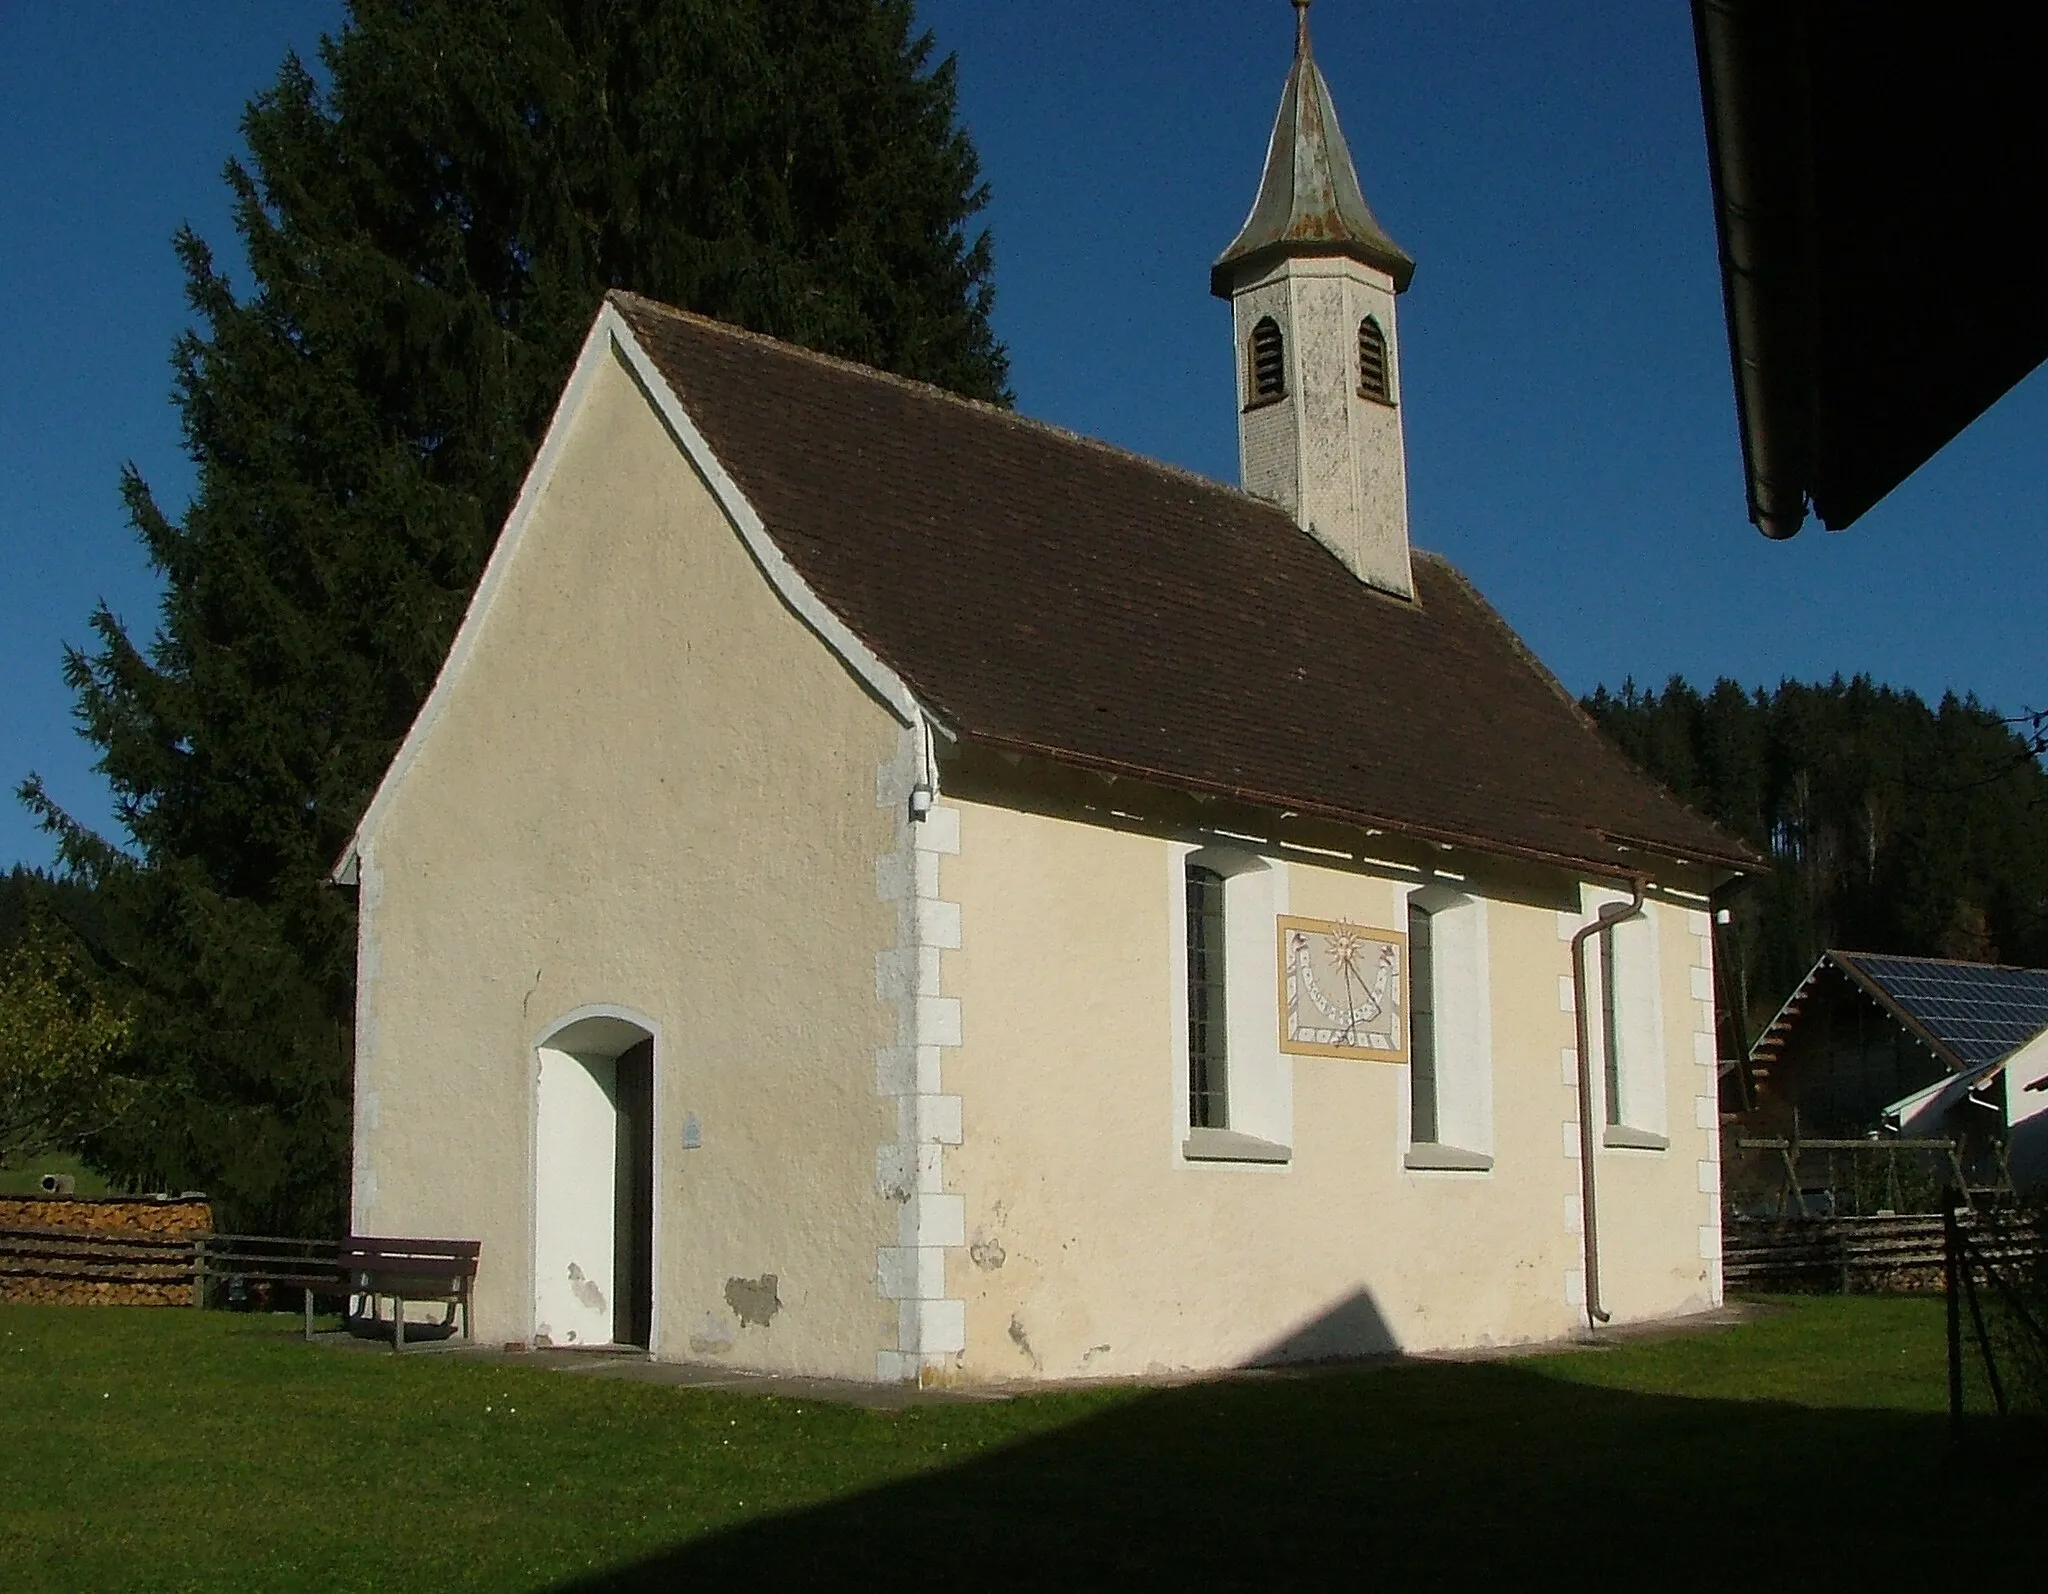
xmin=0 ymin=1196 xmax=213 ymax=1307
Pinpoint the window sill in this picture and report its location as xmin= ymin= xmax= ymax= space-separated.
xmin=1602 ymin=1126 xmax=1670 ymax=1152
xmin=1240 ymin=392 xmax=1288 ymax=415
xmin=1403 ymin=1144 xmax=1493 ymax=1173
xmin=1182 ymin=1128 xmax=1292 ymax=1165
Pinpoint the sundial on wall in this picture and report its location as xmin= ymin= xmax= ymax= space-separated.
xmin=1279 ymin=915 xmax=1408 ymax=1061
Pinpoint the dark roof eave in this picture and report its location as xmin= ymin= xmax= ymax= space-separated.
xmin=1691 ymin=0 xmax=2048 ymax=538
xmin=955 ymin=728 xmax=1757 ymax=884
xmin=1691 ymin=0 xmax=1814 ymax=539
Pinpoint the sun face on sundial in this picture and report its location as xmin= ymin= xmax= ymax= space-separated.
xmin=1280 ymin=915 xmax=1409 ymax=1061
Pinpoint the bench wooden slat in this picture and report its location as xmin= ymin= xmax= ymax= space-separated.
xmin=240 ymin=1272 xmax=347 ymax=1289
xmin=341 ymin=1252 xmax=478 ymax=1274
xmin=201 ymin=1255 xmax=341 ymax=1275
xmin=346 ymin=1237 xmax=480 ymax=1259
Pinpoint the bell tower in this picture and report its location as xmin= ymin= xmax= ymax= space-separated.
xmin=1214 ymin=0 xmax=1417 ymax=599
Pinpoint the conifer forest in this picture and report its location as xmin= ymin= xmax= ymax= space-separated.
xmin=1584 ymin=676 xmax=2048 ymax=1048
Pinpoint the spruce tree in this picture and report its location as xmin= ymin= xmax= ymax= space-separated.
xmin=23 ymin=0 xmax=1008 ymax=1232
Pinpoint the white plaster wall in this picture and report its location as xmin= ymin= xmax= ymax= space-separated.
xmin=1294 ymin=269 xmax=1353 ymax=543
xmin=2003 ymin=1028 xmax=2048 ymax=1194
xmin=1232 ymin=273 xmax=1300 ymax=520
xmin=1341 ymin=264 xmax=1409 ymax=595
xmin=944 ymin=798 xmax=1722 ymax=1382
xmin=350 ymin=345 xmax=902 ymax=1377
xmin=1228 ymin=256 xmax=1410 ymax=596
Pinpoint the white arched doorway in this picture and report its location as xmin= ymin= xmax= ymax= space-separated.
xmin=533 ymin=1008 xmax=658 ymax=1350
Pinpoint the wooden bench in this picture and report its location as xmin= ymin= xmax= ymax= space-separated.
xmin=340 ymin=1237 xmax=481 ymax=1351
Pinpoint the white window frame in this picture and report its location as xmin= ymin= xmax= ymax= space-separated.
xmin=1590 ymin=895 xmax=1670 ymax=1151
xmin=1402 ymin=885 xmax=1493 ymax=1172
xmin=1168 ymin=843 xmax=1292 ymax=1166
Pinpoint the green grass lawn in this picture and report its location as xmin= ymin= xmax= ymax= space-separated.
xmin=1 ymin=1297 xmax=2038 ymax=1591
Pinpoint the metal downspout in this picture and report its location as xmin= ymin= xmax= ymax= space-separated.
xmin=1571 ymin=876 xmax=1648 ymax=1327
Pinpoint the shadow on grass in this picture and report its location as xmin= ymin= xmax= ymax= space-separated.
xmin=556 ymin=1359 xmax=2044 ymax=1592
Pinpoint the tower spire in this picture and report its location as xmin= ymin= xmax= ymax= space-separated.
xmin=1212 ymin=1 xmax=1414 ymax=300
xmin=1213 ymin=3 xmax=1416 ymax=599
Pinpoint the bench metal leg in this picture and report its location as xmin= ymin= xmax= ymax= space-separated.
xmin=394 ymin=1298 xmax=406 ymax=1353
xmin=304 ymin=1286 xmax=314 ymax=1341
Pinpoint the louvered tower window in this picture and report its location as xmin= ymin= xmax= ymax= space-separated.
xmin=1358 ymin=316 xmax=1392 ymax=404
xmin=1248 ymin=316 xmax=1286 ymax=403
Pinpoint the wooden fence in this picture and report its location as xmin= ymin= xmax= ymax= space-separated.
xmin=1 ymin=1226 xmax=343 ymax=1309
xmin=190 ymin=1235 xmax=342 ymax=1310
xmin=1726 ymin=1210 xmax=2044 ymax=1294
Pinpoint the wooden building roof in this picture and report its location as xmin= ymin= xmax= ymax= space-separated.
xmin=1751 ymin=950 xmax=2048 ymax=1077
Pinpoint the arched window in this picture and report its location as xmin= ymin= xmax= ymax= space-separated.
xmin=1248 ymin=316 xmax=1286 ymax=403
xmin=1358 ymin=316 xmax=1392 ymax=404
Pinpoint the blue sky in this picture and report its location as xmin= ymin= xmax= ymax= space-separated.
xmin=4 ymin=0 xmax=2045 ymax=871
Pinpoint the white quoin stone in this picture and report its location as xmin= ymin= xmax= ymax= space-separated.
xmin=1231 ymin=253 xmax=1412 ymax=598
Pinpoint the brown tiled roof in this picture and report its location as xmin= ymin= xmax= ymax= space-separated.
xmin=611 ymin=292 xmax=1756 ymax=877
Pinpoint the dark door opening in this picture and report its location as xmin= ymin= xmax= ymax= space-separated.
xmin=613 ymin=1039 xmax=655 ymax=1348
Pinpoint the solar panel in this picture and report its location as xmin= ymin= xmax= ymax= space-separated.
xmin=1836 ymin=953 xmax=2048 ymax=1069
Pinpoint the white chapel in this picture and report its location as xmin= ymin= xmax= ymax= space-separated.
xmin=338 ymin=2 xmax=1753 ymax=1382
